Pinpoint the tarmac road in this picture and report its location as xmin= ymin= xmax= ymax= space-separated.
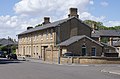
xmin=0 ymin=58 xmax=120 ymax=79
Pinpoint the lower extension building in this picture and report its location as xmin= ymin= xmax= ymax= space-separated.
xmin=17 ymin=8 xmax=118 ymax=63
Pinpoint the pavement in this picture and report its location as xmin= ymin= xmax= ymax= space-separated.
xmin=17 ymin=56 xmax=56 ymax=64
xmin=17 ymin=56 xmax=43 ymax=63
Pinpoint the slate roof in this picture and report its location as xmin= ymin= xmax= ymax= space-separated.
xmin=58 ymin=35 xmax=103 ymax=46
xmin=18 ymin=17 xmax=91 ymax=35
xmin=113 ymin=41 xmax=120 ymax=47
xmin=100 ymin=42 xmax=116 ymax=49
xmin=92 ymin=30 xmax=120 ymax=37
xmin=0 ymin=38 xmax=17 ymax=46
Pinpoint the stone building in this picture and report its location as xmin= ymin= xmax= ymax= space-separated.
xmin=113 ymin=41 xmax=120 ymax=57
xmin=91 ymin=29 xmax=120 ymax=57
xmin=58 ymin=35 xmax=103 ymax=56
xmin=92 ymin=30 xmax=120 ymax=45
xmin=17 ymin=8 xmax=118 ymax=62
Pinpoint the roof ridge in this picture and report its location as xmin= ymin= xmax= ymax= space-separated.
xmin=58 ymin=35 xmax=103 ymax=46
xmin=18 ymin=17 xmax=76 ymax=35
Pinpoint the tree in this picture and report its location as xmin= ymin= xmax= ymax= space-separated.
xmin=35 ymin=24 xmax=42 ymax=27
xmin=84 ymin=20 xmax=120 ymax=30
xmin=0 ymin=45 xmax=17 ymax=54
xmin=84 ymin=20 xmax=103 ymax=30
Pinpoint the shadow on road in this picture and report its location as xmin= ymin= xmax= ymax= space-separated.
xmin=0 ymin=58 xmax=23 ymax=64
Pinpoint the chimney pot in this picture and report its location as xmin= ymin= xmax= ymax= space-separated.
xmin=68 ymin=8 xmax=79 ymax=18
xmin=43 ymin=17 xmax=50 ymax=24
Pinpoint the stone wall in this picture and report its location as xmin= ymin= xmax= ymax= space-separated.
xmin=60 ymin=57 xmax=120 ymax=64
xmin=45 ymin=47 xmax=59 ymax=63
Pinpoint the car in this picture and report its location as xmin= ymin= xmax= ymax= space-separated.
xmin=63 ymin=52 xmax=80 ymax=57
xmin=63 ymin=52 xmax=74 ymax=57
xmin=7 ymin=53 xmax=17 ymax=60
xmin=0 ymin=51 xmax=6 ymax=58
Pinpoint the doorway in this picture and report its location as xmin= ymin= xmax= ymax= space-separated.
xmin=41 ymin=46 xmax=48 ymax=60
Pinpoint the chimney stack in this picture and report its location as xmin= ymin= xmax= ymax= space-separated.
xmin=68 ymin=8 xmax=79 ymax=18
xmin=43 ymin=17 xmax=50 ymax=25
xmin=91 ymin=23 xmax=98 ymax=30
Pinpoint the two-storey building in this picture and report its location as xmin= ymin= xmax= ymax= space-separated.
xmin=17 ymin=8 xmax=118 ymax=62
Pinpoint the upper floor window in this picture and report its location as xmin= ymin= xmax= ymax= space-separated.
xmin=29 ymin=36 xmax=31 ymax=41
xmin=22 ymin=38 xmax=23 ymax=42
xmin=34 ymin=35 xmax=37 ymax=42
xmin=41 ymin=33 xmax=43 ymax=41
xmin=46 ymin=30 xmax=49 ymax=40
xmin=26 ymin=37 xmax=28 ymax=42
xmin=24 ymin=37 xmax=25 ymax=42
xmin=50 ymin=29 xmax=53 ymax=39
xmin=36 ymin=34 xmax=38 ymax=41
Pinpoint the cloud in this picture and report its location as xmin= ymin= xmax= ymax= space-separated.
xmin=14 ymin=0 xmax=91 ymax=17
xmin=0 ymin=0 xmax=107 ymax=39
xmin=80 ymin=12 xmax=120 ymax=27
xmin=1 ymin=0 xmax=94 ymax=39
xmin=80 ymin=12 xmax=106 ymax=22
xmin=89 ymin=0 xmax=94 ymax=5
xmin=104 ymin=21 xmax=120 ymax=27
xmin=1 ymin=0 xmax=119 ymax=39
xmin=0 ymin=15 xmax=42 ymax=39
xmin=100 ymin=1 xmax=109 ymax=7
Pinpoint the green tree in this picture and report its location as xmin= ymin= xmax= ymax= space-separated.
xmin=84 ymin=20 xmax=103 ymax=30
xmin=35 ymin=24 xmax=42 ymax=27
xmin=0 ymin=45 xmax=17 ymax=54
xmin=84 ymin=20 xmax=120 ymax=30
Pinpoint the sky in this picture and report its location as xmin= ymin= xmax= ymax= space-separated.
xmin=0 ymin=0 xmax=120 ymax=39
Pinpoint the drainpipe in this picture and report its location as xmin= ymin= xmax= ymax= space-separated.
xmin=57 ymin=25 xmax=61 ymax=64
xmin=58 ymin=46 xmax=60 ymax=64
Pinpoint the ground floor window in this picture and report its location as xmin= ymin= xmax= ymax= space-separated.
xmin=91 ymin=47 xmax=96 ymax=56
xmin=82 ymin=45 xmax=87 ymax=56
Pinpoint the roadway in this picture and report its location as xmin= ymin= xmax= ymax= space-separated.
xmin=0 ymin=58 xmax=120 ymax=79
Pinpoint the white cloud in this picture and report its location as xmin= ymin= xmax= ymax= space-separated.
xmin=0 ymin=15 xmax=42 ymax=39
xmin=100 ymin=1 xmax=109 ymax=7
xmin=1 ymin=0 xmax=120 ymax=39
xmin=2 ymin=0 xmax=94 ymax=39
xmin=0 ymin=0 xmax=106 ymax=39
xmin=89 ymin=1 xmax=94 ymax=5
xmin=14 ymin=0 xmax=91 ymax=17
xmin=80 ymin=12 xmax=120 ymax=27
xmin=80 ymin=12 xmax=106 ymax=22
xmin=104 ymin=21 xmax=120 ymax=27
